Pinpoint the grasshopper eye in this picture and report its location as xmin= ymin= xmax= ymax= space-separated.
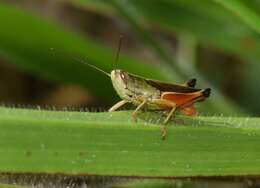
xmin=120 ymin=71 xmax=129 ymax=84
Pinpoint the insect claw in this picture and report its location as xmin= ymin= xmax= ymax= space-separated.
xmin=162 ymin=135 xmax=166 ymax=140
xmin=131 ymin=113 xmax=137 ymax=122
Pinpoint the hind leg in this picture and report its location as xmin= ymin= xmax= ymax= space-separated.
xmin=151 ymin=99 xmax=176 ymax=140
xmin=162 ymin=106 xmax=176 ymax=140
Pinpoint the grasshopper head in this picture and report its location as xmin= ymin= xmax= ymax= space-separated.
xmin=111 ymin=69 xmax=129 ymax=85
xmin=110 ymin=69 xmax=130 ymax=100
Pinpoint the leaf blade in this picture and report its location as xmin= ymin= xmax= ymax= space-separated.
xmin=0 ymin=107 xmax=259 ymax=177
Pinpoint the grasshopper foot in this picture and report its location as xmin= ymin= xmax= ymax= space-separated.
xmin=161 ymin=125 xmax=167 ymax=140
xmin=162 ymin=119 xmax=168 ymax=140
xmin=131 ymin=113 xmax=137 ymax=123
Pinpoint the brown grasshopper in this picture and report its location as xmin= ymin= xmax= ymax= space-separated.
xmin=51 ymin=46 xmax=211 ymax=139
xmin=66 ymin=57 xmax=210 ymax=138
xmin=108 ymin=70 xmax=210 ymax=138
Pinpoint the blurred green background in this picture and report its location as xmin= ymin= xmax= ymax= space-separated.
xmin=0 ymin=0 xmax=259 ymax=116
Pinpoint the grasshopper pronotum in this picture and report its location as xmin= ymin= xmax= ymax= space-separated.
xmin=51 ymin=44 xmax=211 ymax=139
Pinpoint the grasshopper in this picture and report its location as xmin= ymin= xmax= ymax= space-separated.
xmin=108 ymin=70 xmax=211 ymax=138
xmin=51 ymin=45 xmax=211 ymax=139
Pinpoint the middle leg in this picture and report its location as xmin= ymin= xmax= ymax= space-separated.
xmin=132 ymin=99 xmax=147 ymax=122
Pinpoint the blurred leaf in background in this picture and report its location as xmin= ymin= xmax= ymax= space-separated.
xmin=0 ymin=0 xmax=260 ymax=115
xmin=0 ymin=0 xmax=171 ymax=109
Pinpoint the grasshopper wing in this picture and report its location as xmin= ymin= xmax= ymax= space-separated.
xmin=146 ymin=79 xmax=201 ymax=93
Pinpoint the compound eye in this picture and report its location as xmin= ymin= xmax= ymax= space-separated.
xmin=120 ymin=71 xmax=129 ymax=84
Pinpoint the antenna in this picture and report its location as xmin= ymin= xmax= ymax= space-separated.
xmin=114 ymin=34 xmax=124 ymax=69
xmin=50 ymin=48 xmax=110 ymax=78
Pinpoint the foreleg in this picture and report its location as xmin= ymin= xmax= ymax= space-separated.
xmin=108 ymin=100 xmax=128 ymax=112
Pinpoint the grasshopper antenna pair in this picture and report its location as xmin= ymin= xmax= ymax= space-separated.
xmin=50 ymin=35 xmax=211 ymax=140
xmin=50 ymin=35 xmax=123 ymax=77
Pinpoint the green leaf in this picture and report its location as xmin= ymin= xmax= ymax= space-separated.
xmin=0 ymin=107 xmax=259 ymax=177
xmin=213 ymin=0 xmax=260 ymax=34
xmin=133 ymin=0 xmax=260 ymax=57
